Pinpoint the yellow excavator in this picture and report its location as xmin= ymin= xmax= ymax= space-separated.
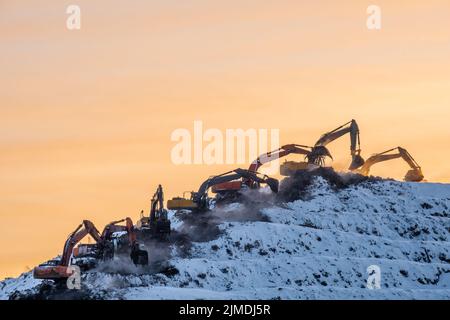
xmin=280 ymin=119 xmax=365 ymax=175
xmin=356 ymin=147 xmax=424 ymax=182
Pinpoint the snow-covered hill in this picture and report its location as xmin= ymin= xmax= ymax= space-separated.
xmin=2 ymin=171 xmax=450 ymax=300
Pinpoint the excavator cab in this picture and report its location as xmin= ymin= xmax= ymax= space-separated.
xmin=167 ymin=192 xmax=199 ymax=210
xmin=280 ymin=160 xmax=310 ymax=176
xmin=167 ymin=190 xmax=210 ymax=211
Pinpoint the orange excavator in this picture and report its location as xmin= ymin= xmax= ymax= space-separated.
xmin=167 ymin=168 xmax=279 ymax=211
xmin=138 ymin=184 xmax=171 ymax=239
xmin=33 ymin=218 xmax=148 ymax=280
xmin=211 ymin=144 xmax=318 ymax=194
xmin=98 ymin=217 xmax=149 ymax=265
xmin=356 ymin=147 xmax=424 ymax=182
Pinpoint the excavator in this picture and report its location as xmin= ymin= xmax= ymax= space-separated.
xmin=210 ymin=144 xmax=319 ymax=194
xmin=33 ymin=218 xmax=148 ymax=280
xmin=138 ymin=184 xmax=171 ymax=239
xmin=167 ymin=168 xmax=279 ymax=211
xmin=280 ymin=119 xmax=364 ymax=175
xmin=356 ymin=147 xmax=424 ymax=182
xmin=96 ymin=217 xmax=149 ymax=265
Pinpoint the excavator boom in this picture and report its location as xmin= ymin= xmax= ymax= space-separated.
xmin=248 ymin=144 xmax=312 ymax=172
xmin=310 ymin=119 xmax=364 ymax=170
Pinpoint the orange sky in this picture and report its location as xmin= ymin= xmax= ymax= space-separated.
xmin=1 ymin=0 xmax=450 ymax=279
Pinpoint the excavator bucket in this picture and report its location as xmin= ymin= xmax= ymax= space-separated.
xmin=404 ymin=169 xmax=424 ymax=182
xmin=349 ymin=154 xmax=365 ymax=170
xmin=306 ymin=146 xmax=333 ymax=167
xmin=265 ymin=177 xmax=279 ymax=193
xmin=130 ymin=244 xmax=148 ymax=266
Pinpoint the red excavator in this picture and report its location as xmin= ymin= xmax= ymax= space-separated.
xmin=138 ymin=184 xmax=171 ymax=240
xmin=167 ymin=168 xmax=279 ymax=211
xmin=356 ymin=147 xmax=424 ymax=182
xmin=211 ymin=144 xmax=317 ymax=194
xmin=33 ymin=218 xmax=148 ymax=280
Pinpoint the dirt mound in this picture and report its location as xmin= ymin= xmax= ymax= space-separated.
xmin=9 ymin=281 xmax=92 ymax=300
xmin=278 ymin=167 xmax=384 ymax=202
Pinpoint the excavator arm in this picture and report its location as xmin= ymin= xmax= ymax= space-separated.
xmin=124 ymin=217 xmax=138 ymax=246
xmin=357 ymin=147 xmax=424 ymax=182
xmin=124 ymin=217 xmax=149 ymax=265
xmin=248 ymin=144 xmax=312 ymax=172
xmin=310 ymin=119 xmax=364 ymax=169
xmin=150 ymin=184 xmax=165 ymax=223
xmin=60 ymin=220 xmax=101 ymax=266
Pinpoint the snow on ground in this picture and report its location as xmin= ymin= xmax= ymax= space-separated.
xmin=0 ymin=273 xmax=42 ymax=300
xmin=1 ymin=175 xmax=450 ymax=299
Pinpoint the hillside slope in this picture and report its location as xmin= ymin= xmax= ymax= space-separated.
xmin=2 ymin=173 xmax=450 ymax=300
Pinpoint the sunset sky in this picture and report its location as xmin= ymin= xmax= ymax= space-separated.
xmin=1 ymin=0 xmax=450 ymax=279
